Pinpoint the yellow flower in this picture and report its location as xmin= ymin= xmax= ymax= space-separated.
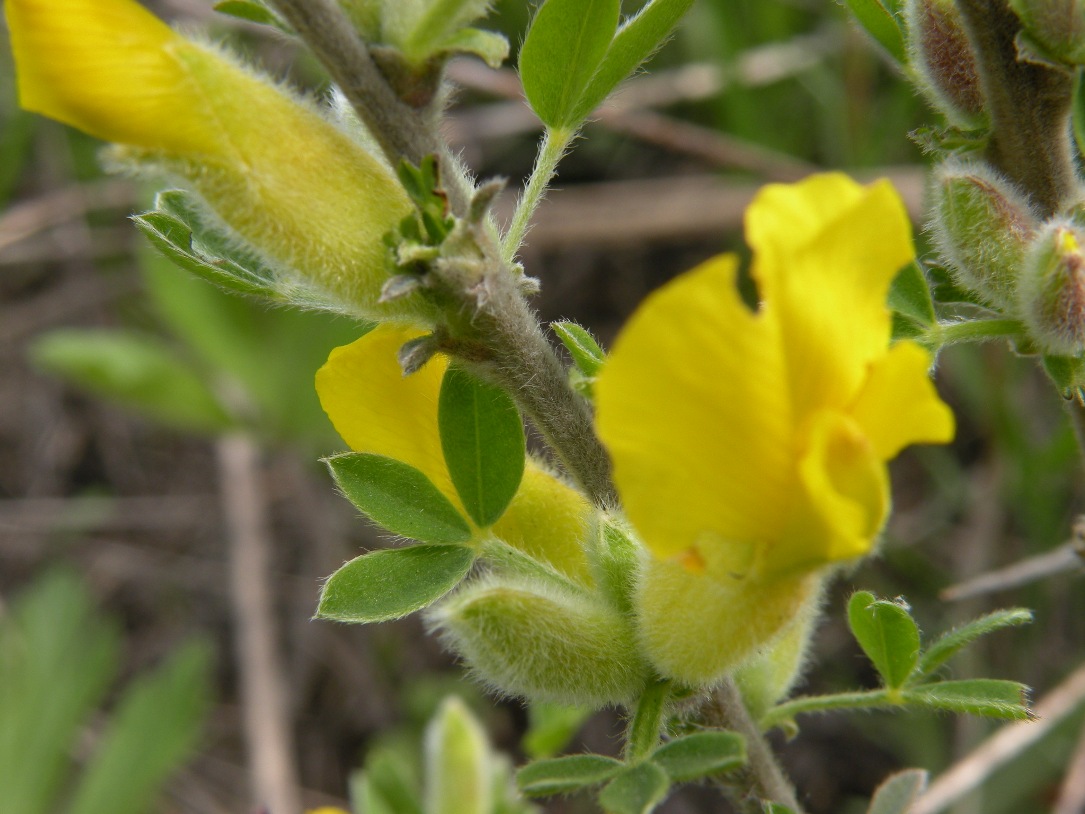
xmin=594 ymin=173 xmax=955 ymax=685
xmin=316 ymin=325 xmax=593 ymax=581
xmin=5 ymin=0 xmax=419 ymax=321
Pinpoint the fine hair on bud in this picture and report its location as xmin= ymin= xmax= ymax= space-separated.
xmin=1018 ymin=218 xmax=1085 ymax=355
xmin=905 ymin=0 xmax=986 ymax=128
xmin=427 ymin=575 xmax=649 ymax=708
xmin=929 ymin=160 xmax=1038 ymax=311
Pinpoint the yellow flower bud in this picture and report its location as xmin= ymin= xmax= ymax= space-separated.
xmin=1018 ymin=219 xmax=1085 ymax=355
xmin=6 ymin=0 xmax=423 ymax=322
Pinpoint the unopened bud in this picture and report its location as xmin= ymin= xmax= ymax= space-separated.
xmin=1018 ymin=220 xmax=1085 ymax=355
xmin=1010 ymin=0 xmax=1085 ymax=65
xmin=430 ymin=577 xmax=648 ymax=707
xmin=930 ymin=161 xmax=1038 ymax=310
xmin=905 ymin=0 xmax=986 ymax=127
xmin=424 ymin=698 xmax=493 ymax=814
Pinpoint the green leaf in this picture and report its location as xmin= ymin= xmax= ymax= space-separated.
xmin=597 ymin=762 xmax=670 ymax=814
xmin=518 ymin=0 xmax=620 ymax=128
xmin=517 ymin=754 xmax=624 ymax=796
xmin=650 ymin=732 xmax=746 ymax=782
xmin=326 ymin=452 xmax=473 ymax=544
xmin=842 ymin=0 xmax=906 ymax=64
xmin=66 ymin=641 xmax=212 ymax=814
xmin=888 ymin=262 xmax=937 ymax=327
xmin=438 ymin=367 xmax=526 ymax=527
xmin=0 ymin=572 xmax=120 ymax=814
xmin=763 ymin=805 xmax=798 ymax=814
xmin=436 ymin=28 xmax=510 ymax=68
xmin=30 ymin=330 xmax=235 ymax=434
xmin=572 ymin=0 xmax=695 ymax=122
xmin=317 ymin=545 xmax=476 ymax=623
xmin=553 ymin=321 xmax=606 ymax=377
xmin=903 ymin=679 xmax=1031 ymax=719
xmin=352 ymin=750 xmax=424 ymax=814
xmin=916 ymin=608 xmax=1033 ymax=680
xmin=1073 ymin=72 xmax=1085 ymax=159
xmin=523 ymin=703 xmax=592 ymax=759
xmin=867 ymin=768 xmax=928 ymax=814
xmin=213 ymin=0 xmax=287 ymax=29
xmin=847 ymin=592 xmax=921 ymax=690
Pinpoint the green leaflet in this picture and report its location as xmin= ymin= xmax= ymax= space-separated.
xmin=317 ymin=544 xmax=476 ymax=623
xmin=438 ymin=367 xmax=526 ymax=528
xmin=847 ymin=591 xmax=921 ymax=690
xmin=325 ymin=452 xmax=473 ymax=545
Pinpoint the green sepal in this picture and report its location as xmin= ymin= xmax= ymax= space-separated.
xmin=842 ymin=0 xmax=906 ymax=64
xmin=517 ymin=754 xmax=624 ymax=796
xmin=867 ymin=768 xmax=928 ymax=814
xmin=649 ymin=732 xmax=746 ymax=783
xmin=427 ymin=28 xmax=510 ymax=69
xmin=902 ymin=679 xmax=1031 ymax=719
xmin=325 ymin=452 xmax=473 ymax=545
xmin=317 ymin=545 xmax=476 ymax=623
xmin=29 ymin=330 xmax=235 ymax=434
xmin=847 ymin=592 xmax=921 ymax=690
xmin=518 ymin=0 xmax=620 ymax=129
xmin=438 ymin=367 xmax=526 ymax=528
xmin=915 ymin=608 xmax=1032 ymax=680
xmin=571 ymin=0 xmax=695 ymax=123
xmin=598 ymin=762 xmax=670 ymax=814
xmin=1042 ymin=353 xmax=1085 ymax=399
xmin=889 ymin=262 xmax=937 ymax=327
xmin=553 ymin=321 xmax=606 ymax=377
xmin=133 ymin=211 xmax=281 ymax=301
xmin=589 ymin=516 xmax=640 ymax=615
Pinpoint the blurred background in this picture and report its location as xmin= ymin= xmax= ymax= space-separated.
xmin=1 ymin=1 xmax=1084 ymax=812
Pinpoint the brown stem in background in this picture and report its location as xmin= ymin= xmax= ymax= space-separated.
xmin=217 ymin=435 xmax=301 ymax=814
xmin=955 ymin=0 xmax=1077 ymax=217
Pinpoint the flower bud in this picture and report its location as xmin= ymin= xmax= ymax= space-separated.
xmin=930 ymin=161 xmax=1038 ymax=310
xmin=1018 ymin=219 xmax=1085 ymax=355
xmin=430 ymin=577 xmax=648 ymax=707
xmin=424 ymin=698 xmax=493 ymax=814
xmin=1010 ymin=0 xmax=1085 ymax=65
xmin=905 ymin=0 xmax=986 ymax=127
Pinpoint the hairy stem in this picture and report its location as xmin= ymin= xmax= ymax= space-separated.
xmin=267 ymin=0 xmax=434 ymax=162
xmin=955 ymin=0 xmax=1077 ymax=217
xmin=703 ymin=679 xmax=806 ymax=814
xmin=625 ymin=679 xmax=672 ymax=762
xmin=503 ymin=127 xmax=575 ymax=263
xmin=927 ymin=317 xmax=1025 ymax=347
xmin=759 ymin=689 xmax=894 ymax=731
xmin=447 ymin=271 xmax=619 ymax=507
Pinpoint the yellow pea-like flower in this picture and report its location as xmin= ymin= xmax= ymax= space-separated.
xmin=6 ymin=0 xmax=422 ymax=322
xmin=594 ymin=173 xmax=955 ymax=685
xmin=316 ymin=325 xmax=593 ymax=582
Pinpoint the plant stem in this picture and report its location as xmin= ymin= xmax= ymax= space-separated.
xmin=625 ymin=679 xmax=672 ymax=762
xmin=440 ymin=266 xmax=619 ymax=507
xmin=502 ymin=127 xmax=575 ymax=264
xmin=759 ymin=689 xmax=894 ymax=731
xmin=954 ymin=0 xmax=1077 ymax=217
xmin=927 ymin=317 xmax=1025 ymax=347
xmin=216 ymin=434 xmax=301 ymax=814
xmin=703 ymin=679 xmax=807 ymax=813
xmin=266 ymin=0 xmax=436 ymax=166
